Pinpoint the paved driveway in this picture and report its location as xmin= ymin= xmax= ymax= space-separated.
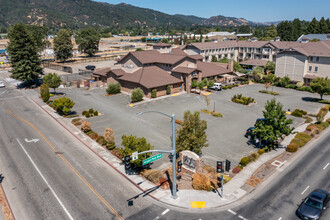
xmin=58 ymin=84 xmax=326 ymax=167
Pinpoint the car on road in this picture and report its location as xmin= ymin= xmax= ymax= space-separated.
xmin=210 ymin=82 xmax=222 ymax=91
xmin=296 ymin=189 xmax=329 ymax=220
xmin=85 ymin=65 xmax=96 ymax=71
xmin=0 ymin=80 xmax=4 ymax=88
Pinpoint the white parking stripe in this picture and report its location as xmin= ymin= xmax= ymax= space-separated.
xmin=227 ymin=209 xmax=237 ymax=215
xmin=301 ymin=186 xmax=310 ymax=195
xmin=323 ymin=163 xmax=329 ymax=170
xmin=17 ymin=139 xmax=74 ymax=220
xmin=161 ymin=209 xmax=170 ymax=215
xmin=278 ymin=217 xmax=282 ymax=220
xmin=238 ymin=215 xmax=248 ymax=220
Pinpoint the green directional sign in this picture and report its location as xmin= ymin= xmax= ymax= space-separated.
xmin=142 ymin=153 xmax=163 ymax=165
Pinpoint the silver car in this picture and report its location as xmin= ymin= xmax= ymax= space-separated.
xmin=0 ymin=81 xmax=5 ymax=88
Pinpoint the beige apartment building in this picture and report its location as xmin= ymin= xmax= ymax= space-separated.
xmin=275 ymin=39 xmax=330 ymax=83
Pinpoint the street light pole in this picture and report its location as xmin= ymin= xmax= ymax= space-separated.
xmin=137 ymin=111 xmax=178 ymax=199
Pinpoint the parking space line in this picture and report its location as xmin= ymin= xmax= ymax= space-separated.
xmin=323 ymin=162 xmax=329 ymax=170
xmin=238 ymin=215 xmax=248 ymax=220
xmin=161 ymin=209 xmax=170 ymax=215
xmin=301 ymin=186 xmax=310 ymax=195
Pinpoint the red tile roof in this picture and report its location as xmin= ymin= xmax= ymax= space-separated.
xmin=93 ymin=67 xmax=111 ymax=76
xmin=110 ymin=69 xmax=126 ymax=77
xmin=197 ymin=61 xmax=232 ymax=78
xmin=239 ymin=59 xmax=268 ymax=67
xmin=118 ymin=66 xmax=182 ymax=89
xmin=172 ymin=66 xmax=197 ymax=74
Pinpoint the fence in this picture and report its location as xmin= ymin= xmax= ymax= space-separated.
xmin=60 ymin=70 xmax=93 ymax=83
xmin=42 ymin=62 xmax=73 ymax=73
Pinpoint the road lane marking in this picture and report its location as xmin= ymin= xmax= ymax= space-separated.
xmin=238 ymin=215 xmax=248 ymax=220
xmin=228 ymin=209 xmax=237 ymax=215
xmin=24 ymin=138 xmax=39 ymax=143
xmin=161 ymin=209 xmax=170 ymax=215
xmin=8 ymin=109 xmax=124 ymax=220
xmin=153 ymin=217 xmax=160 ymax=220
xmin=278 ymin=217 xmax=282 ymax=220
xmin=323 ymin=163 xmax=329 ymax=170
xmin=301 ymin=186 xmax=310 ymax=195
xmin=16 ymin=139 xmax=74 ymax=220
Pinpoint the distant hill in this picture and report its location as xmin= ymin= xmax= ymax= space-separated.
xmin=0 ymin=0 xmax=266 ymax=29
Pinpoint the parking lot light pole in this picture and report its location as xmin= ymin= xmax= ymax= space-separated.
xmin=137 ymin=111 xmax=178 ymax=199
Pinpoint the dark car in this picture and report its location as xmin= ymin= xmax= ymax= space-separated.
xmin=254 ymin=118 xmax=267 ymax=126
xmin=296 ymin=189 xmax=329 ymax=220
xmin=245 ymin=127 xmax=255 ymax=139
xmin=85 ymin=65 xmax=96 ymax=71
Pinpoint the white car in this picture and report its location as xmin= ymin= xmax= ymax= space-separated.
xmin=0 ymin=81 xmax=5 ymax=88
xmin=210 ymin=82 xmax=222 ymax=91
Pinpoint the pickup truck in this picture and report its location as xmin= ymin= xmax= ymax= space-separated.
xmin=210 ymin=82 xmax=222 ymax=91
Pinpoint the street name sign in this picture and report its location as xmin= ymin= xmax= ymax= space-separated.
xmin=142 ymin=153 xmax=162 ymax=165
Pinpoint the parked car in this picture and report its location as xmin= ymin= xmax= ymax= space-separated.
xmin=296 ymin=189 xmax=329 ymax=220
xmin=210 ymin=82 xmax=222 ymax=91
xmin=0 ymin=80 xmax=4 ymax=88
xmin=245 ymin=127 xmax=255 ymax=139
xmin=255 ymin=118 xmax=267 ymax=126
xmin=85 ymin=65 xmax=96 ymax=71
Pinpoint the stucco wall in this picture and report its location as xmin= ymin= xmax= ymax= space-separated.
xmin=275 ymin=52 xmax=306 ymax=81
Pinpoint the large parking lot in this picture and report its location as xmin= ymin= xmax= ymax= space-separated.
xmin=58 ymin=84 xmax=326 ymax=167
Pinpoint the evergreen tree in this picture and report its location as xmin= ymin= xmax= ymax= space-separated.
xmin=54 ymin=29 xmax=73 ymax=62
xmin=7 ymin=23 xmax=42 ymax=83
xmin=25 ymin=25 xmax=49 ymax=53
xmin=292 ymin=19 xmax=302 ymax=41
xmin=266 ymin=25 xmax=277 ymax=39
xmin=326 ymin=18 xmax=330 ymax=33
xmin=319 ymin=17 xmax=328 ymax=34
xmin=43 ymin=73 xmax=62 ymax=94
xmin=307 ymin=17 xmax=320 ymax=34
xmin=176 ymin=111 xmax=208 ymax=155
xmin=254 ymin=99 xmax=293 ymax=149
xmin=75 ymin=28 xmax=100 ymax=57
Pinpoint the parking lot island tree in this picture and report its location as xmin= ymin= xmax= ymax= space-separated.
xmin=75 ymin=28 xmax=100 ymax=57
xmin=176 ymin=110 xmax=208 ymax=155
xmin=310 ymin=77 xmax=330 ymax=100
xmin=53 ymin=29 xmax=73 ymax=62
xmin=120 ymin=135 xmax=154 ymax=167
xmin=43 ymin=73 xmax=62 ymax=94
xmin=106 ymin=82 xmax=121 ymax=94
xmin=254 ymin=98 xmax=293 ymax=149
xmin=7 ymin=23 xmax=42 ymax=83
xmin=51 ymin=97 xmax=75 ymax=116
xmin=131 ymin=87 xmax=144 ymax=102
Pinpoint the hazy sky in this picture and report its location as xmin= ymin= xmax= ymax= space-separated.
xmin=94 ymin=0 xmax=330 ymax=22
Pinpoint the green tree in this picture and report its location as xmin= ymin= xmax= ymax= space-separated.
xmin=254 ymin=99 xmax=293 ymax=148
xmin=51 ymin=97 xmax=75 ymax=116
xmin=265 ymin=61 xmax=275 ymax=74
xmin=307 ymin=17 xmax=320 ymax=34
xmin=278 ymin=76 xmax=291 ymax=87
xmin=218 ymin=57 xmax=229 ymax=63
xmin=120 ymin=135 xmax=154 ymax=167
xmin=252 ymin=66 xmax=264 ymax=75
xmin=233 ymin=61 xmax=241 ymax=72
xmin=54 ymin=29 xmax=73 ymax=62
xmin=131 ymin=87 xmax=144 ymax=102
xmin=106 ymin=83 xmax=121 ymax=94
xmin=266 ymin=25 xmax=277 ymax=39
xmin=310 ymin=77 xmax=330 ymax=100
xmin=25 ymin=25 xmax=49 ymax=53
xmin=43 ymin=73 xmax=62 ymax=94
xmin=211 ymin=55 xmax=218 ymax=62
xmin=277 ymin=21 xmax=293 ymax=41
xmin=176 ymin=111 xmax=208 ymax=155
xmin=166 ymin=85 xmax=171 ymax=95
xmin=265 ymin=73 xmax=276 ymax=92
xmin=7 ymin=23 xmax=42 ymax=83
xmin=135 ymin=48 xmax=144 ymax=51
xmin=75 ymin=28 xmax=100 ymax=56
xmin=319 ymin=17 xmax=328 ymax=34
xmin=40 ymin=83 xmax=50 ymax=102
xmin=292 ymin=19 xmax=302 ymax=41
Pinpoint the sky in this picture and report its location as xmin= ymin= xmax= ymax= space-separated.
xmin=94 ymin=0 xmax=330 ymax=22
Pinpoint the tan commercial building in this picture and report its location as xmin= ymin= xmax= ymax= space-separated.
xmin=275 ymin=39 xmax=330 ymax=83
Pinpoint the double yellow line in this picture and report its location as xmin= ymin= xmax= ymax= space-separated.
xmin=8 ymin=109 xmax=124 ymax=220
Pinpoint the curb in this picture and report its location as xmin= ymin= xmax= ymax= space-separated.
xmin=0 ymin=182 xmax=15 ymax=220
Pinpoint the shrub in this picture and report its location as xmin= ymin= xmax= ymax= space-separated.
xmin=286 ymin=144 xmax=299 ymax=152
xmin=51 ymin=97 xmax=75 ymax=116
xmin=303 ymin=116 xmax=313 ymax=123
xmin=88 ymin=131 xmax=99 ymax=140
xmin=232 ymin=166 xmax=242 ymax=174
xmin=285 ymin=84 xmax=297 ymax=89
xmin=96 ymin=136 xmax=107 ymax=146
xmin=81 ymin=120 xmax=91 ymax=133
xmin=94 ymin=110 xmax=99 ymax=116
xmin=85 ymin=113 xmax=90 ymax=118
xmin=319 ymin=121 xmax=329 ymax=129
xmin=232 ymin=94 xmax=255 ymax=105
xmin=191 ymin=80 xmax=197 ymax=88
xmin=217 ymin=173 xmax=231 ymax=184
xmin=249 ymin=152 xmax=260 ymax=161
xmin=296 ymin=81 xmax=304 ymax=88
xmin=71 ymin=118 xmax=81 ymax=126
xmin=259 ymin=90 xmax=279 ymax=95
xmin=141 ymin=169 xmax=164 ymax=185
xmin=239 ymin=157 xmax=251 ymax=167
xmin=82 ymin=110 xmax=88 ymax=116
xmin=211 ymin=111 xmax=223 ymax=117
xmin=104 ymin=127 xmax=115 ymax=149
xmin=192 ymin=173 xmax=216 ymax=191
xmin=316 ymin=106 xmax=328 ymax=122
xmin=106 ymin=83 xmax=121 ymax=94
xmin=289 ymin=132 xmax=312 ymax=148
xmin=40 ymin=83 xmax=50 ymax=102
xmin=278 ymin=76 xmax=291 ymax=87
xmin=257 ymin=149 xmax=265 ymax=155
xmin=222 ymin=86 xmax=228 ymax=90
xmin=296 ymin=86 xmax=314 ymax=93
xmin=131 ymin=87 xmax=144 ymax=102
xmin=89 ymin=108 xmax=94 ymax=114
xmin=326 ymin=118 xmax=330 ymax=124
xmin=319 ymin=100 xmax=330 ymax=104
xmin=166 ymin=85 xmax=171 ymax=95
xmin=291 ymin=109 xmax=307 ymax=117
xmin=151 ymin=89 xmax=157 ymax=98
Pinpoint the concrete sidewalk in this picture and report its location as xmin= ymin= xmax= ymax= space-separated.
xmin=24 ymin=89 xmax=329 ymax=210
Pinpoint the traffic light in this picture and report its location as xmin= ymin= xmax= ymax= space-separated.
xmin=177 ymin=161 xmax=182 ymax=173
xmin=225 ymin=159 xmax=231 ymax=172
xmin=217 ymin=161 xmax=223 ymax=173
xmin=124 ymin=156 xmax=131 ymax=174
